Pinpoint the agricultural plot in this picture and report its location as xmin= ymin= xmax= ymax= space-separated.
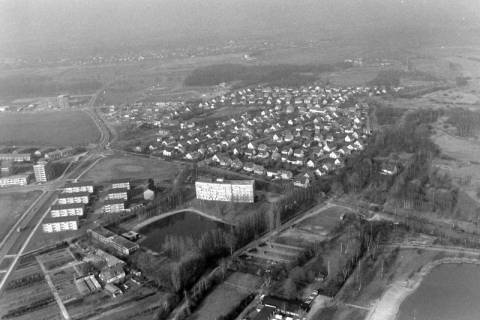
xmin=0 ymin=190 xmax=42 ymax=243
xmin=36 ymin=248 xmax=76 ymax=271
xmin=79 ymin=155 xmax=180 ymax=184
xmin=0 ymin=255 xmax=62 ymax=320
xmin=0 ymin=110 xmax=100 ymax=146
xmin=190 ymin=272 xmax=261 ymax=320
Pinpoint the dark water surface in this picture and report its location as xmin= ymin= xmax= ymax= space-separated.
xmin=397 ymin=263 xmax=480 ymax=320
xmin=138 ymin=211 xmax=228 ymax=252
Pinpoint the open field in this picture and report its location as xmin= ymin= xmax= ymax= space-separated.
xmin=190 ymin=272 xmax=261 ymax=320
xmin=79 ymin=154 xmax=181 ymax=184
xmin=0 ymin=190 xmax=42 ymax=243
xmin=0 ymin=111 xmax=100 ymax=146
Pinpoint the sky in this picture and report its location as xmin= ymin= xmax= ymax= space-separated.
xmin=0 ymin=0 xmax=479 ymax=58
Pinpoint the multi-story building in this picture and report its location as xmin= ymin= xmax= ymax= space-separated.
xmin=50 ymin=203 xmax=84 ymax=217
xmin=62 ymin=181 xmax=94 ymax=194
xmin=57 ymin=192 xmax=90 ymax=205
xmin=88 ymin=227 xmax=139 ymax=256
xmin=0 ymin=174 xmax=30 ymax=187
xmin=33 ymin=159 xmax=52 ymax=182
xmin=0 ymin=153 xmax=31 ymax=162
xmin=111 ymin=179 xmax=131 ymax=190
xmin=195 ymin=178 xmax=255 ymax=203
xmin=42 ymin=216 xmax=79 ymax=233
xmin=107 ymin=188 xmax=128 ymax=201
xmin=45 ymin=147 xmax=74 ymax=160
xmin=103 ymin=199 xmax=125 ymax=213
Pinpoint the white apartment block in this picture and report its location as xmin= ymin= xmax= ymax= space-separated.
xmin=42 ymin=216 xmax=79 ymax=233
xmin=50 ymin=204 xmax=84 ymax=217
xmin=33 ymin=160 xmax=51 ymax=182
xmin=195 ymin=179 xmax=254 ymax=203
xmin=62 ymin=181 xmax=94 ymax=194
xmin=0 ymin=153 xmax=31 ymax=162
xmin=111 ymin=179 xmax=130 ymax=190
xmin=103 ymin=199 xmax=125 ymax=213
xmin=0 ymin=174 xmax=30 ymax=187
xmin=107 ymin=188 xmax=128 ymax=201
xmin=57 ymin=192 xmax=89 ymax=205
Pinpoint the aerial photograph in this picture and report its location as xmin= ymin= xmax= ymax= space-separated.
xmin=0 ymin=0 xmax=480 ymax=319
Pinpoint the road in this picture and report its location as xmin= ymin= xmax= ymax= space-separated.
xmin=0 ymin=90 xmax=112 ymax=294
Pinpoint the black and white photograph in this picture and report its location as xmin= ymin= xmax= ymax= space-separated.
xmin=0 ymin=1 xmax=480 ymax=319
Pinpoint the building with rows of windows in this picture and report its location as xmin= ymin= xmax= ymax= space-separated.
xmin=195 ymin=178 xmax=254 ymax=203
xmin=42 ymin=215 xmax=79 ymax=233
xmin=50 ymin=203 xmax=84 ymax=217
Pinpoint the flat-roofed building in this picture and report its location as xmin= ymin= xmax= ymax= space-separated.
xmin=0 ymin=174 xmax=30 ymax=187
xmin=62 ymin=181 xmax=94 ymax=194
xmin=42 ymin=215 xmax=79 ymax=233
xmin=103 ymin=199 xmax=125 ymax=213
xmin=57 ymin=191 xmax=90 ymax=205
xmin=33 ymin=159 xmax=53 ymax=182
xmin=107 ymin=188 xmax=128 ymax=201
xmin=0 ymin=153 xmax=31 ymax=162
xmin=45 ymin=147 xmax=74 ymax=161
xmin=50 ymin=203 xmax=84 ymax=217
xmin=195 ymin=178 xmax=255 ymax=203
xmin=88 ymin=227 xmax=139 ymax=256
xmin=111 ymin=179 xmax=130 ymax=190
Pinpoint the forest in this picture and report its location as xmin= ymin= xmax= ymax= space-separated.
xmin=184 ymin=63 xmax=338 ymax=87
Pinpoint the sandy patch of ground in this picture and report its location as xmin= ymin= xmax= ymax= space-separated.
xmin=365 ymin=257 xmax=480 ymax=320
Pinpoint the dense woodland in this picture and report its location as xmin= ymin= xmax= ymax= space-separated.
xmin=184 ymin=63 xmax=339 ymax=87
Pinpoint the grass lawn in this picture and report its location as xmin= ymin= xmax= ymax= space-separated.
xmin=0 ymin=110 xmax=100 ymax=146
xmin=190 ymin=272 xmax=261 ymax=320
xmin=79 ymin=154 xmax=180 ymax=184
xmin=0 ymin=190 xmax=42 ymax=243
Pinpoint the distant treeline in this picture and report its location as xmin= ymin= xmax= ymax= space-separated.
xmin=184 ymin=63 xmax=340 ymax=87
xmin=0 ymin=74 xmax=102 ymax=98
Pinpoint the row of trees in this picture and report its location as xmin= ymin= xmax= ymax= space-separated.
xmin=446 ymin=107 xmax=480 ymax=137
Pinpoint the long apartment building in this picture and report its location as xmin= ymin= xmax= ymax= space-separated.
xmin=50 ymin=203 xmax=84 ymax=217
xmin=88 ymin=227 xmax=139 ymax=256
xmin=107 ymin=188 xmax=128 ymax=201
xmin=62 ymin=181 xmax=94 ymax=194
xmin=111 ymin=179 xmax=130 ymax=190
xmin=57 ymin=191 xmax=90 ymax=205
xmin=103 ymin=199 xmax=125 ymax=213
xmin=0 ymin=174 xmax=30 ymax=187
xmin=0 ymin=153 xmax=31 ymax=162
xmin=42 ymin=215 xmax=79 ymax=233
xmin=45 ymin=147 xmax=74 ymax=160
xmin=195 ymin=178 xmax=255 ymax=203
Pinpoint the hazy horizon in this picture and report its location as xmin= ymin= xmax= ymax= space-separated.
xmin=1 ymin=0 xmax=480 ymax=58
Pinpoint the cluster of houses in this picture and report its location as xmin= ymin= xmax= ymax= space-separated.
xmin=42 ymin=180 xmax=94 ymax=233
xmin=146 ymin=85 xmax=384 ymax=187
